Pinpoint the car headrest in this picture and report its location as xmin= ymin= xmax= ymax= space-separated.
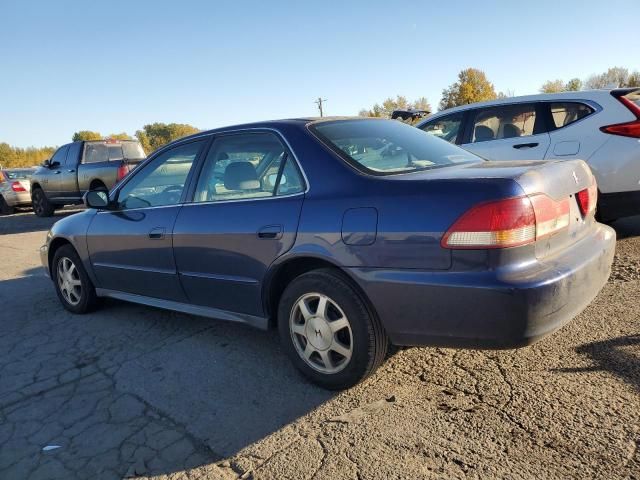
xmin=224 ymin=161 xmax=260 ymax=190
xmin=502 ymin=123 xmax=521 ymax=138
xmin=474 ymin=125 xmax=495 ymax=142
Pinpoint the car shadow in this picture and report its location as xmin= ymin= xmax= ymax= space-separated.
xmin=0 ymin=273 xmax=334 ymax=479
xmin=0 ymin=208 xmax=82 ymax=235
xmin=553 ymin=335 xmax=640 ymax=393
xmin=610 ymin=215 xmax=640 ymax=240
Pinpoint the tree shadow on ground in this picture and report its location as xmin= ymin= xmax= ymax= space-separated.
xmin=554 ymin=335 xmax=640 ymax=392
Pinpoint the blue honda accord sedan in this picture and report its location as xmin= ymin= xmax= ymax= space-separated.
xmin=40 ymin=118 xmax=615 ymax=389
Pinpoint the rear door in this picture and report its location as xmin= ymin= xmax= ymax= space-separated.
xmin=461 ymin=103 xmax=551 ymax=160
xmin=543 ymin=101 xmax=598 ymax=159
xmin=58 ymin=142 xmax=82 ymax=199
xmin=172 ymin=131 xmax=306 ymax=317
xmin=86 ymin=139 xmax=206 ymax=300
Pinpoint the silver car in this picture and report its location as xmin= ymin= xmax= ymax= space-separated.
xmin=0 ymin=168 xmax=34 ymax=215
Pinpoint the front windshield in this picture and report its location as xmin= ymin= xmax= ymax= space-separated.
xmin=311 ymin=119 xmax=482 ymax=175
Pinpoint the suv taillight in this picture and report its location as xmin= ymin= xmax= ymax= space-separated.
xmin=117 ymin=164 xmax=129 ymax=181
xmin=442 ymin=194 xmax=570 ymax=249
xmin=11 ymin=181 xmax=26 ymax=192
xmin=600 ymin=91 xmax=640 ymax=138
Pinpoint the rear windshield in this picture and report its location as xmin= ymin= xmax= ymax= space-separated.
xmin=310 ymin=119 xmax=482 ymax=175
xmin=3 ymin=170 xmax=33 ymax=180
xmin=84 ymin=141 xmax=145 ymax=163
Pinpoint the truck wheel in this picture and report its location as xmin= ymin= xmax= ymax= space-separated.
xmin=0 ymin=196 xmax=15 ymax=215
xmin=278 ymin=268 xmax=388 ymax=390
xmin=32 ymin=188 xmax=55 ymax=217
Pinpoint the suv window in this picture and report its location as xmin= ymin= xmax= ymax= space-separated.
xmin=549 ymin=102 xmax=593 ymax=129
xmin=116 ymin=140 xmax=204 ymax=210
xmin=84 ymin=142 xmax=145 ymax=164
xmin=470 ymin=104 xmax=537 ymax=143
xmin=50 ymin=145 xmax=69 ymax=166
xmin=420 ymin=113 xmax=464 ymax=144
xmin=194 ymin=132 xmax=304 ymax=202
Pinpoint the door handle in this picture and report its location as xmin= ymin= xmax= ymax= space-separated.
xmin=513 ymin=142 xmax=539 ymax=149
xmin=258 ymin=225 xmax=283 ymax=239
xmin=54 ymin=170 xmax=61 ymax=174
xmin=67 ymin=169 xmax=75 ymax=173
xmin=148 ymin=227 xmax=166 ymax=239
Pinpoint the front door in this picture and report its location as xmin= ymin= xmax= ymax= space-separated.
xmin=173 ymin=131 xmax=306 ymax=317
xmin=461 ymin=103 xmax=551 ymax=161
xmin=58 ymin=141 xmax=82 ymax=200
xmin=86 ymin=139 xmax=206 ymax=300
xmin=45 ymin=144 xmax=70 ymax=199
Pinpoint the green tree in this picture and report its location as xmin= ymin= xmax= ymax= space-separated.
xmin=627 ymin=71 xmax=640 ymax=87
xmin=0 ymin=143 xmax=56 ymax=168
xmin=540 ymin=79 xmax=566 ymax=93
xmin=107 ymin=132 xmax=132 ymax=140
xmin=359 ymin=95 xmax=431 ymax=119
xmin=135 ymin=123 xmax=200 ymax=154
xmin=439 ymin=68 xmax=497 ymax=110
xmin=565 ymin=78 xmax=582 ymax=91
xmin=72 ymin=130 xmax=102 ymax=142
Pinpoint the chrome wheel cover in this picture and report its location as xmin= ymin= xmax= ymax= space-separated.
xmin=289 ymin=292 xmax=353 ymax=374
xmin=57 ymin=257 xmax=82 ymax=306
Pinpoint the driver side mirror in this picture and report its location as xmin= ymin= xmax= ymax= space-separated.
xmin=83 ymin=190 xmax=110 ymax=210
xmin=42 ymin=159 xmax=50 ymax=167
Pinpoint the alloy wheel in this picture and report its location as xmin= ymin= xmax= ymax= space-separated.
xmin=57 ymin=257 xmax=82 ymax=306
xmin=289 ymin=292 xmax=353 ymax=374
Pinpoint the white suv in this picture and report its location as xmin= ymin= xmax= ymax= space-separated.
xmin=417 ymin=88 xmax=640 ymax=221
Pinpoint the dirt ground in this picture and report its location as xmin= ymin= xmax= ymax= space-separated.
xmin=0 ymin=210 xmax=638 ymax=479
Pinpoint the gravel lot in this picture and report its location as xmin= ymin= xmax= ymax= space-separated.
xmin=0 ymin=210 xmax=638 ymax=480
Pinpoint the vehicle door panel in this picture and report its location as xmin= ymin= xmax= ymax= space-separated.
xmin=85 ymin=139 xmax=206 ymax=301
xmin=59 ymin=142 xmax=81 ymax=199
xmin=461 ymin=103 xmax=551 ymax=161
xmin=46 ymin=145 xmax=70 ymax=199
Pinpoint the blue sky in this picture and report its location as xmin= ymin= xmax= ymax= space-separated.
xmin=1 ymin=0 xmax=638 ymax=147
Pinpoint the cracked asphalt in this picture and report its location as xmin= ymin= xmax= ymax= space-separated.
xmin=0 ymin=210 xmax=639 ymax=479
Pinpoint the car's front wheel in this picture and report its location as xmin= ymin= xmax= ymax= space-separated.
xmin=278 ymin=269 xmax=388 ymax=390
xmin=52 ymin=245 xmax=98 ymax=314
xmin=32 ymin=188 xmax=55 ymax=217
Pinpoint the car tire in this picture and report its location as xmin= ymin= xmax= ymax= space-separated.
xmin=278 ymin=268 xmax=388 ymax=390
xmin=32 ymin=188 xmax=55 ymax=217
xmin=52 ymin=245 xmax=98 ymax=314
xmin=0 ymin=196 xmax=14 ymax=215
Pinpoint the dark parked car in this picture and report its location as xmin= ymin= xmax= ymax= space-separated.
xmin=30 ymin=139 xmax=145 ymax=217
xmin=40 ymin=118 xmax=615 ymax=389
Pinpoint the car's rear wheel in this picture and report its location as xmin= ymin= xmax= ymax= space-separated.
xmin=32 ymin=188 xmax=55 ymax=217
xmin=278 ymin=268 xmax=388 ymax=390
xmin=52 ymin=245 xmax=98 ymax=314
xmin=0 ymin=196 xmax=14 ymax=215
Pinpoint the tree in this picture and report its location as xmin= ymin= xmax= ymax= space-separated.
xmin=135 ymin=123 xmax=199 ymax=154
xmin=585 ymin=67 xmax=633 ymax=89
xmin=0 ymin=143 xmax=56 ymax=168
xmin=72 ymin=130 xmax=102 ymax=142
xmin=359 ymin=95 xmax=432 ymax=119
xmin=107 ymin=132 xmax=132 ymax=140
xmin=439 ymin=68 xmax=497 ymax=110
xmin=565 ymin=78 xmax=582 ymax=91
xmin=540 ymin=79 xmax=566 ymax=93
xmin=627 ymin=71 xmax=640 ymax=87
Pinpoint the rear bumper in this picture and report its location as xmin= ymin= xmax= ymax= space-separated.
xmin=347 ymin=224 xmax=616 ymax=349
xmin=3 ymin=191 xmax=31 ymax=207
xmin=598 ymin=190 xmax=640 ymax=221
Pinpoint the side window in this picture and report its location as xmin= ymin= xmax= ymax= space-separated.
xmin=471 ymin=104 xmax=537 ymax=143
xmin=420 ymin=113 xmax=464 ymax=144
xmin=194 ymin=132 xmax=304 ymax=203
xmin=65 ymin=143 xmax=82 ymax=166
xmin=84 ymin=143 xmax=109 ymax=164
xmin=117 ymin=140 xmax=204 ymax=210
xmin=50 ymin=145 xmax=69 ymax=166
xmin=549 ymin=102 xmax=594 ymax=129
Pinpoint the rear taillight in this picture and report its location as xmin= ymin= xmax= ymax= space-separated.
xmin=116 ymin=164 xmax=129 ymax=181
xmin=576 ymin=180 xmax=598 ymax=217
xmin=11 ymin=181 xmax=26 ymax=192
xmin=600 ymin=93 xmax=640 ymax=138
xmin=442 ymin=194 xmax=570 ymax=249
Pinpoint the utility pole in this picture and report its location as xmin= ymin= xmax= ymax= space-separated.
xmin=315 ymin=97 xmax=327 ymax=117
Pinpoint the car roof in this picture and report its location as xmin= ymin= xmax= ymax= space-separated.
xmin=422 ymin=89 xmax=620 ymax=121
